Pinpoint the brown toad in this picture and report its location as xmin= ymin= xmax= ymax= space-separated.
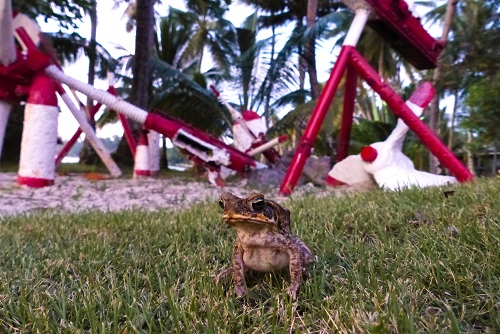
xmin=219 ymin=192 xmax=314 ymax=299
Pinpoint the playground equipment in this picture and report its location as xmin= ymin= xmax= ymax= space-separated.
xmin=55 ymin=73 xmax=160 ymax=177
xmin=134 ymin=129 xmax=151 ymax=178
xmin=0 ymin=11 xmax=122 ymax=187
xmin=210 ymin=85 xmax=286 ymax=165
xmin=55 ymin=75 xmax=137 ymax=167
xmin=279 ymin=0 xmax=474 ymax=195
xmin=327 ymin=82 xmax=458 ymax=190
xmin=0 ymin=4 xmax=288 ymax=187
xmin=0 ymin=24 xmax=262 ymax=184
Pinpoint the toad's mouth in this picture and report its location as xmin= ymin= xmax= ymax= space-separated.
xmin=223 ymin=214 xmax=275 ymax=226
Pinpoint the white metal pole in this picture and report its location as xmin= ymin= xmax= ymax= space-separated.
xmin=45 ymin=65 xmax=148 ymax=125
xmin=343 ymin=8 xmax=370 ymax=47
xmin=247 ymin=135 xmax=288 ymax=156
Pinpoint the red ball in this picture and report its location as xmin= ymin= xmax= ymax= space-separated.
xmin=360 ymin=146 xmax=378 ymax=162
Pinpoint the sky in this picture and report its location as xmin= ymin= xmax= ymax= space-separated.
xmin=36 ymin=0 xmax=447 ymax=141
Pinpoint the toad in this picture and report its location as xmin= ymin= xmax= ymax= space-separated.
xmin=219 ymin=192 xmax=314 ymax=299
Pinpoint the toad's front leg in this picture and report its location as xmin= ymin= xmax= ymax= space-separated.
xmin=231 ymin=241 xmax=247 ymax=297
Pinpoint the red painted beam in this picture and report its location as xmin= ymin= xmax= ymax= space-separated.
xmin=108 ymin=86 xmax=137 ymax=155
xmin=363 ymin=0 xmax=445 ymax=69
xmin=144 ymin=112 xmax=257 ymax=173
xmin=279 ymin=46 xmax=351 ymax=195
xmin=337 ymin=65 xmax=358 ymax=162
xmin=347 ymin=46 xmax=473 ymax=182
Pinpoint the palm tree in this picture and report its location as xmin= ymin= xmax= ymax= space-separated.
xmin=179 ymin=0 xmax=236 ymax=76
xmin=108 ymin=0 xmax=156 ymax=165
xmin=242 ymin=0 xmax=347 ymax=121
xmin=148 ymin=7 xmax=233 ymax=137
xmin=129 ymin=0 xmax=155 ymax=110
xmin=79 ymin=0 xmax=99 ymax=164
xmin=305 ymin=0 xmax=320 ymax=99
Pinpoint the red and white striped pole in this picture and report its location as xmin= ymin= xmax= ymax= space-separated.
xmin=134 ymin=129 xmax=151 ymax=178
xmin=17 ymin=74 xmax=58 ymax=187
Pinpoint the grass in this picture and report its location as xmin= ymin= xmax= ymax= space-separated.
xmin=0 ymin=178 xmax=499 ymax=333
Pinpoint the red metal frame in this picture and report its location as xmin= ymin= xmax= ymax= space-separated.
xmin=363 ymin=0 xmax=445 ymax=70
xmin=279 ymin=46 xmax=351 ymax=195
xmin=279 ymin=0 xmax=473 ymax=195
xmin=2 ymin=18 xmax=261 ymax=179
xmin=337 ymin=65 xmax=358 ymax=162
xmin=347 ymin=47 xmax=472 ymax=182
xmin=54 ymin=87 xmax=137 ymax=166
xmin=144 ymin=112 xmax=258 ymax=173
xmin=279 ymin=45 xmax=474 ymax=195
xmin=108 ymin=86 xmax=137 ymax=155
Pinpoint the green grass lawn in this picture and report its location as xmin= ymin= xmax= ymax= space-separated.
xmin=1 ymin=178 xmax=499 ymax=333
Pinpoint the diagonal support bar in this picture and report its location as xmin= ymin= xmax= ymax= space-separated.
xmin=279 ymin=9 xmax=370 ymax=195
xmin=337 ymin=64 xmax=358 ymax=162
xmin=279 ymin=46 xmax=351 ymax=195
xmin=347 ymin=46 xmax=473 ymax=182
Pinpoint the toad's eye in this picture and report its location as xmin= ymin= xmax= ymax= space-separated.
xmin=251 ymin=197 xmax=265 ymax=211
xmin=218 ymin=199 xmax=224 ymax=209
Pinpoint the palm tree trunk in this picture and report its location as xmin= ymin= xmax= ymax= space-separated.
xmin=306 ymin=0 xmax=320 ymax=99
xmin=447 ymin=90 xmax=458 ymax=149
xmin=130 ymin=0 xmax=155 ymax=110
xmin=264 ymin=12 xmax=276 ymax=128
xmin=297 ymin=19 xmax=306 ymax=103
xmin=79 ymin=0 xmax=99 ymax=165
xmin=428 ymin=0 xmax=459 ymax=173
xmin=114 ymin=0 xmax=155 ymax=166
xmin=378 ymin=45 xmax=384 ymax=78
xmin=466 ymin=130 xmax=475 ymax=176
xmin=87 ymin=0 xmax=97 ymax=112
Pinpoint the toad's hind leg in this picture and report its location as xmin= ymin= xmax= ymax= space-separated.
xmin=232 ymin=241 xmax=246 ymax=297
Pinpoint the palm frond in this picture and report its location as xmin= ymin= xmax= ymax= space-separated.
xmin=149 ymin=58 xmax=232 ymax=136
xmin=45 ymin=32 xmax=117 ymax=77
xmin=271 ymin=89 xmax=310 ymax=108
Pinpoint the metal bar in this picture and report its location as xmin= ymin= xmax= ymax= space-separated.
xmin=336 ymin=65 xmax=357 ymax=162
xmin=347 ymin=46 xmax=474 ymax=182
xmin=279 ymin=46 xmax=350 ymax=195
xmin=279 ymin=9 xmax=370 ymax=195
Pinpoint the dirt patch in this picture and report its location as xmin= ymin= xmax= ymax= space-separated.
xmin=0 ymin=172 xmax=348 ymax=217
